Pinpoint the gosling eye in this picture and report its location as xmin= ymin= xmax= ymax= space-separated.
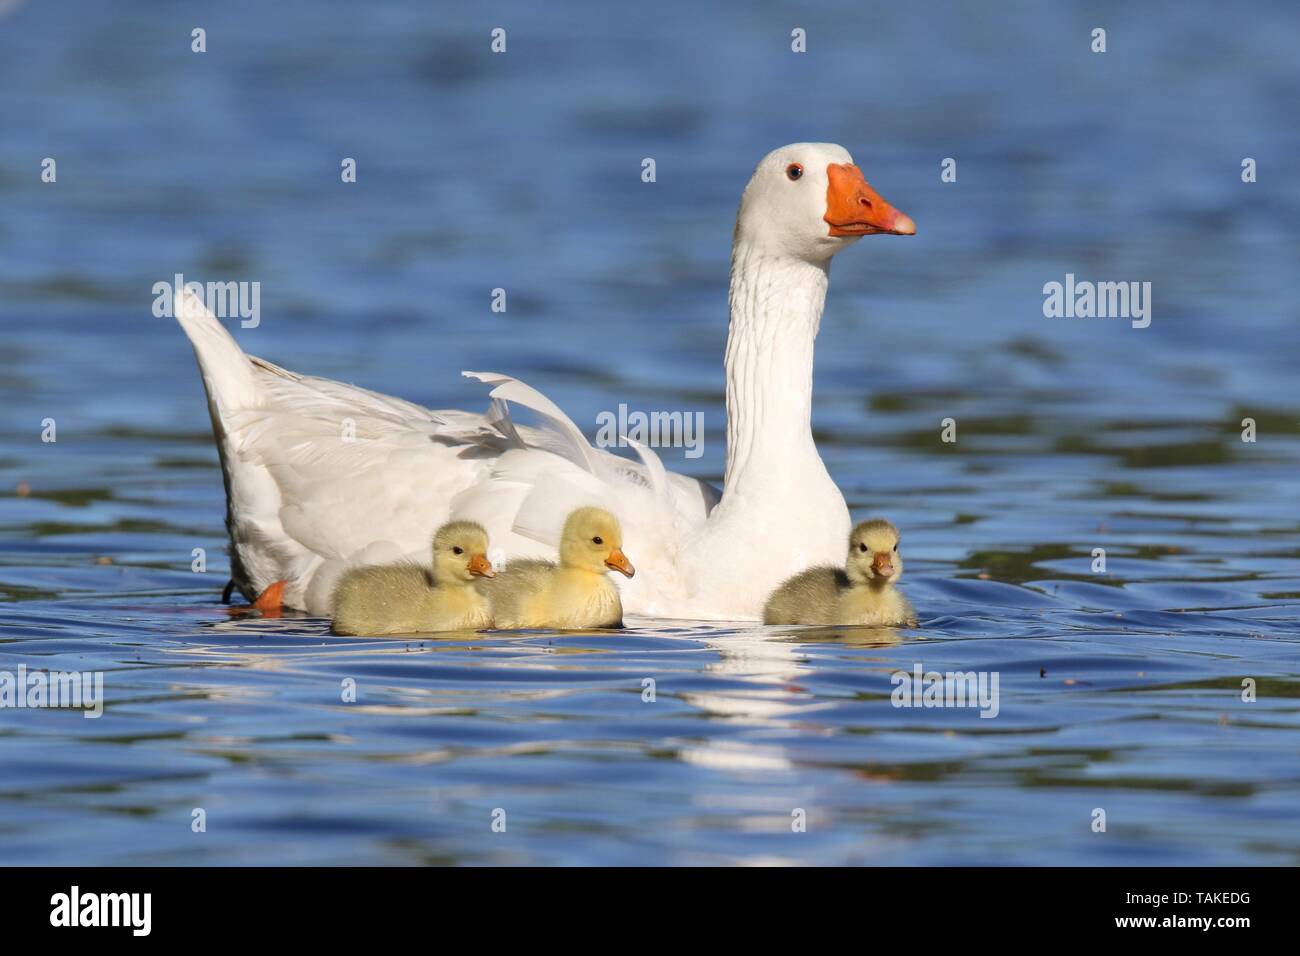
xmin=894 ymin=543 xmax=899 ymax=552
xmin=592 ymin=536 xmax=603 ymax=545
xmin=858 ymin=543 xmax=868 ymax=553
xmin=452 ymin=546 xmax=464 ymax=555
xmin=786 ymin=163 xmax=803 ymax=181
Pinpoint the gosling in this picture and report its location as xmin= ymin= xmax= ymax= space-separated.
xmin=763 ymin=518 xmax=917 ymax=627
xmin=331 ymin=521 xmax=496 ymax=635
xmin=478 ymin=506 xmax=635 ymax=629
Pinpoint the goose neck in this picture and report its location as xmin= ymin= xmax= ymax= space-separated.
xmin=723 ymin=243 xmax=829 ymax=487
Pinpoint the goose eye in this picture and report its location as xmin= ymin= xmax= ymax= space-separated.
xmin=858 ymin=543 xmax=868 ymax=552
xmin=893 ymin=544 xmax=899 ymax=552
xmin=786 ymin=163 xmax=803 ymax=181
xmin=452 ymin=546 xmax=464 ymax=555
xmin=592 ymin=536 xmax=603 ymax=545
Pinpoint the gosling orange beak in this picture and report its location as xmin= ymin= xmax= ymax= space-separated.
xmin=872 ymin=552 xmax=895 ymax=577
xmin=467 ymin=553 xmax=495 ymax=578
xmin=825 ymin=163 xmax=915 ymax=237
xmin=604 ymin=549 xmax=635 ymax=578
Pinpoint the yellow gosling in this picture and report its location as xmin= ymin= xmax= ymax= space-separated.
xmin=763 ymin=518 xmax=916 ymax=626
xmin=479 ymin=507 xmax=634 ymax=629
xmin=331 ymin=521 xmax=495 ymax=635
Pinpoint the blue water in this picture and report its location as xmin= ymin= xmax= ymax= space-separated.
xmin=1 ymin=0 xmax=1298 ymax=864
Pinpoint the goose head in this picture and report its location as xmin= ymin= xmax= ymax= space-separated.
xmin=734 ymin=143 xmax=914 ymax=262
xmin=846 ymin=518 xmax=904 ymax=585
xmin=432 ymin=521 xmax=495 ymax=583
xmin=560 ymin=507 xmax=636 ymax=578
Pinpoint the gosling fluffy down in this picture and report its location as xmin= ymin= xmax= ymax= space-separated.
xmin=331 ymin=521 xmax=495 ymax=635
xmin=478 ymin=506 xmax=635 ymax=629
xmin=763 ymin=518 xmax=917 ymax=627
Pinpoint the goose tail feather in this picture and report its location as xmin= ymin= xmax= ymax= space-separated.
xmin=173 ymin=288 xmax=258 ymax=419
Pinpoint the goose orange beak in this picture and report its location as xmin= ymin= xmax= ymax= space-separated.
xmin=605 ymin=549 xmax=635 ymax=578
xmin=872 ymin=552 xmax=895 ymax=577
xmin=468 ymin=554 xmax=495 ymax=578
xmin=825 ymin=163 xmax=915 ymax=237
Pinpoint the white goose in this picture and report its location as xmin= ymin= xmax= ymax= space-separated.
xmin=175 ymin=143 xmax=914 ymax=621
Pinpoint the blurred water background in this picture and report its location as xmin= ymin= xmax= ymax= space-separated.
xmin=1 ymin=0 xmax=1298 ymax=864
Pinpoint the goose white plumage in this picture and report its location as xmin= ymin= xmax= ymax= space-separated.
xmin=174 ymin=143 xmax=915 ymax=621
